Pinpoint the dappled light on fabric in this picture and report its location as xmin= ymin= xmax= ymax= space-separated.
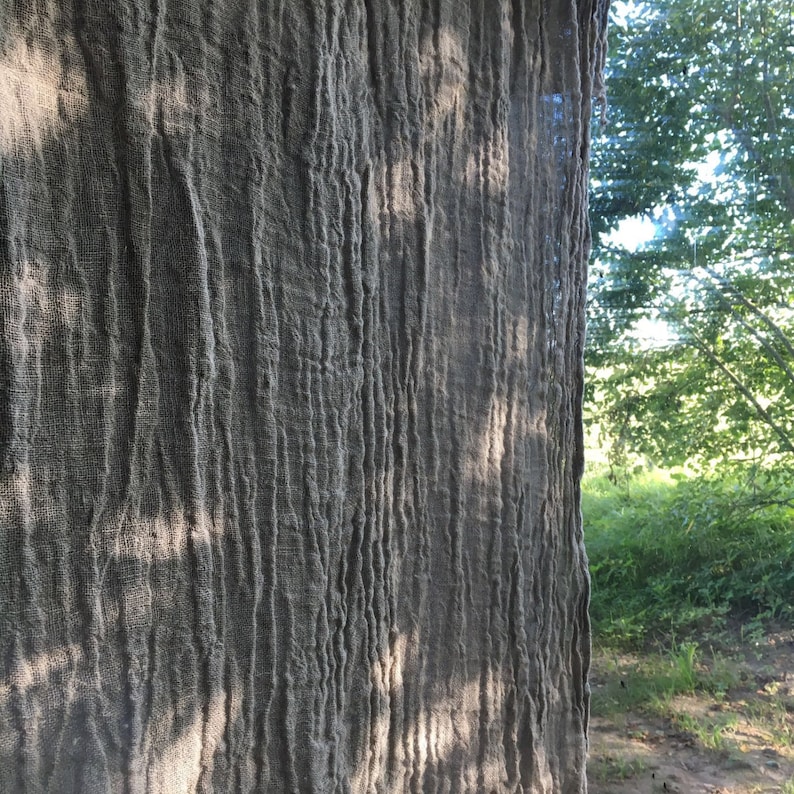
xmin=145 ymin=693 xmax=231 ymax=794
xmin=0 ymin=36 xmax=88 ymax=153
xmin=0 ymin=1 xmax=607 ymax=791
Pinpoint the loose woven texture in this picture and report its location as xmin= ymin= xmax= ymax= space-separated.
xmin=0 ymin=1 xmax=608 ymax=791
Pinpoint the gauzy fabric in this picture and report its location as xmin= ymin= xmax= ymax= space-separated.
xmin=0 ymin=1 xmax=608 ymax=791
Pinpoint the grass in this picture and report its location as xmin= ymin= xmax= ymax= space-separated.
xmin=590 ymin=639 xmax=735 ymax=720
xmin=585 ymin=467 xmax=794 ymax=786
xmin=741 ymin=694 xmax=794 ymax=749
xmin=670 ymin=710 xmax=739 ymax=750
xmin=589 ymin=638 xmax=794 ymax=787
xmin=583 ymin=465 xmax=794 ymax=648
xmin=669 ymin=641 xmax=699 ymax=692
xmin=590 ymin=754 xmax=648 ymax=784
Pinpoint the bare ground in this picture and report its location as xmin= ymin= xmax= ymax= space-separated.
xmin=587 ymin=628 xmax=794 ymax=793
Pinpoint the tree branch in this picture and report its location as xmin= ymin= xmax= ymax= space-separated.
xmin=694 ymin=271 xmax=794 ymax=387
xmin=701 ymin=267 xmax=794 ymax=359
xmin=685 ymin=327 xmax=794 ymax=454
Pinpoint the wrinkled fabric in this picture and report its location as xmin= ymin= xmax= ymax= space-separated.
xmin=0 ymin=1 xmax=607 ymax=791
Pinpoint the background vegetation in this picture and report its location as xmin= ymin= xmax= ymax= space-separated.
xmin=584 ymin=468 xmax=794 ymax=646
xmin=585 ymin=0 xmax=794 ymax=649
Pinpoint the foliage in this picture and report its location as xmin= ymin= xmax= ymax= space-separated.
xmin=583 ymin=467 xmax=794 ymax=647
xmin=587 ymin=0 xmax=794 ymax=471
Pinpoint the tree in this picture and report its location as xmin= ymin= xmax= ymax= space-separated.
xmin=0 ymin=2 xmax=608 ymax=790
xmin=587 ymin=0 xmax=794 ymax=472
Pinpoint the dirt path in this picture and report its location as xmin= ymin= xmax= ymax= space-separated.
xmin=586 ymin=631 xmax=794 ymax=793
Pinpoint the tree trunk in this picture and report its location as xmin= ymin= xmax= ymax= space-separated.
xmin=0 ymin=1 xmax=607 ymax=791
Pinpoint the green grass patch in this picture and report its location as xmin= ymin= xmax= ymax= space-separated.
xmin=590 ymin=640 xmax=732 ymax=718
xmin=583 ymin=466 xmax=794 ymax=648
xmin=670 ymin=710 xmax=739 ymax=750
xmin=589 ymin=754 xmax=648 ymax=784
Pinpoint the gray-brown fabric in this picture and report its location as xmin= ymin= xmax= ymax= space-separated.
xmin=0 ymin=1 xmax=607 ymax=791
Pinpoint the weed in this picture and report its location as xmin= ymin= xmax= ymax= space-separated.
xmin=668 ymin=641 xmax=699 ymax=692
